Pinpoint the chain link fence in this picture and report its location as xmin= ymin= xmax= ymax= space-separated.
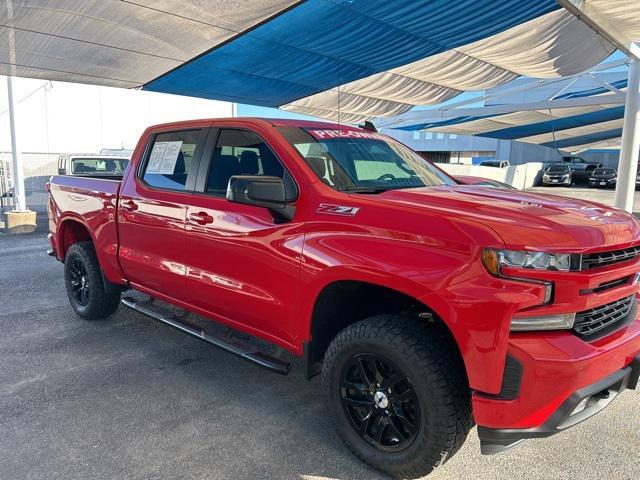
xmin=0 ymin=152 xmax=61 ymax=213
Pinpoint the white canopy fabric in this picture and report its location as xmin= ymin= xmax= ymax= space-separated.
xmin=378 ymin=79 xmax=629 ymax=153
xmin=0 ymin=0 xmax=298 ymax=88
xmin=280 ymin=10 xmax=615 ymax=122
xmin=563 ymin=0 xmax=640 ymax=52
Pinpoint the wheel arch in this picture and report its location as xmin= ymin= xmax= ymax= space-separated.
xmin=57 ymin=217 xmax=94 ymax=260
xmin=303 ymin=274 xmax=466 ymax=387
xmin=57 ymin=217 xmax=126 ymax=294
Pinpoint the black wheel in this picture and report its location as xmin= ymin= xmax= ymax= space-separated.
xmin=64 ymin=242 xmax=120 ymax=320
xmin=322 ymin=314 xmax=472 ymax=479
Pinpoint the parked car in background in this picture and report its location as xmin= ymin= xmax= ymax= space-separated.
xmin=561 ymin=156 xmax=601 ymax=185
xmin=58 ymin=155 xmax=130 ymax=177
xmin=589 ymin=168 xmax=617 ymax=189
xmin=479 ymin=160 xmax=510 ymax=168
xmin=48 ymin=118 xmax=640 ymax=479
xmin=455 ymin=175 xmax=516 ymax=189
xmin=542 ymin=163 xmax=572 ymax=186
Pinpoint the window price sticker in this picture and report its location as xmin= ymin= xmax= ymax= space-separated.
xmin=147 ymin=141 xmax=183 ymax=174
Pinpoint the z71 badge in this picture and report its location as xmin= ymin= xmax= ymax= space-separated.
xmin=317 ymin=203 xmax=360 ymax=216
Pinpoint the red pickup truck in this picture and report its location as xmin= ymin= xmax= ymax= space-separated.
xmin=48 ymin=118 xmax=640 ymax=478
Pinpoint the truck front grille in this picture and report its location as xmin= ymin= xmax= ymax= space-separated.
xmin=573 ymin=295 xmax=636 ymax=340
xmin=581 ymin=246 xmax=640 ymax=270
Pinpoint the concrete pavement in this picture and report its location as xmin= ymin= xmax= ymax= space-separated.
xmin=0 ymin=229 xmax=638 ymax=480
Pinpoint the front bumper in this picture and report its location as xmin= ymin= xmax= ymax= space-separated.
xmin=478 ymin=354 xmax=639 ymax=454
xmin=542 ymin=177 xmax=570 ymax=185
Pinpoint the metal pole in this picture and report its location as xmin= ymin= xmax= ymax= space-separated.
xmin=614 ymin=55 xmax=640 ymax=213
xmin=6 ymin=76 xmax=26 ymax=211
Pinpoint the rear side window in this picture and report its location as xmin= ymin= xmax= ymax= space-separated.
xmin=206 ymin=129 xmax=285 ymax=196
xmin=142 ymin=130 xmax=204 ymax=191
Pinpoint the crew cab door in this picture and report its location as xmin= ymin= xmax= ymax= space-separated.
xmin=117 ymin=126 xmax=209 ymax=300
xmin=182 ymin=127 xmax=303 ymax=348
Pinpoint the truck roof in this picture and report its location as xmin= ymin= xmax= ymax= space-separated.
xmin=145 ymin=117 xmax=366 ymax=131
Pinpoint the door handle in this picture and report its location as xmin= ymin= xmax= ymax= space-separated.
xmin=189 ymin=211 xmax=214 ymax=225
xmin=121 ymin=199 xmax=138 ymax=212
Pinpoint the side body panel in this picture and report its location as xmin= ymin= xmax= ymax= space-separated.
xmin=116 ymin=121 xmax=211 ymax=300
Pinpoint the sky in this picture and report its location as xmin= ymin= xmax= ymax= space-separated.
xmin=0 ymin=79 xmax=232 ymax=154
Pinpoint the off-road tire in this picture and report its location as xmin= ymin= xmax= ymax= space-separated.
xmin=322 ymin=314 xmax=472 ymax=479
xmin=64 ymin=241 xmax=120 ymax=320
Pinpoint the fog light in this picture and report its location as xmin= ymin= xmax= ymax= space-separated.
xmin=510 ymin=312 xmax=575 ymax=331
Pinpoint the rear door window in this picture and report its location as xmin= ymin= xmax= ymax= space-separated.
xmin=141 ymin=130 xmax=205 ymax=191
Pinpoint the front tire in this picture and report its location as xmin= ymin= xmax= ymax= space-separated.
xmin=64 ymin=242 xmax=120 ymax=320
xmin=322 ymin=314 xmax=472 ymax=479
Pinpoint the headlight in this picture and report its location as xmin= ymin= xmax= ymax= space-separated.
xmin=511 ymin=312 xmax=576 ymax=331
xmin=482 ymin=249 xmax=579 ymax=331
xmin=561 ymin=175 xmax=569 ymax=180
xmin=482 ymin=249 xmax=572 ymax=273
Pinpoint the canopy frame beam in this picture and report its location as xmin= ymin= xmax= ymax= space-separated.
xmin=557 ymin=0 xmax=640 ymax=61
xmin=614 ymin=53 xmax=640 ymax=212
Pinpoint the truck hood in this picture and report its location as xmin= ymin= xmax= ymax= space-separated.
xmin=372 ymin=186 xmax=640 ymax=251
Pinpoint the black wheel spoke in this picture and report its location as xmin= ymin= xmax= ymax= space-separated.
xmin=393 ymin=389 xmax=414 ymax=403
xmin=357 ymin=357 xmax=375 ymax=388
xmin=394 ymin=409 xmax=416 ymax=430
xmin=342 ymin=397 xmax=374 ymax=408
xmin=68 ymin=257 xmax=90 ymax=306
xmin=373 ymin=416 xmax=386 ymax=445
xmin=359 ymin=409 xmax=375 ymax=435
xmin=340 ymin=352 xmax=420 ymax=452
xmin=387 ymin=416 xmax=407 ymax=440
xmin=343 ymin=379 xmax=367 ymax=393
xmin=380 ymin=372 xmax=405 ymax=391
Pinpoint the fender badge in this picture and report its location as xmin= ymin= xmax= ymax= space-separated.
xmin=317 ymin=203 xmax=360 ymax=216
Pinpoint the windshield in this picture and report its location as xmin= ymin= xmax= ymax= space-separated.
xmin=546 ymin=164 xmax=570 ymax=173
xmin=593 ymin=168 xmax=616 ymax=175
xmin=278 ymin=127 xmax=454 ymax=192
xmin=71 ymin=157 xmax=129 ymax=174
xmin=480 ymin=161 xmax=500 ymax=167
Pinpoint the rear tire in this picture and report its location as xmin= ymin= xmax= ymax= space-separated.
xmin=64 ymin=242 xmax=120 ymax=320
xmin=322 ymin=314 xmax=472 ymax=479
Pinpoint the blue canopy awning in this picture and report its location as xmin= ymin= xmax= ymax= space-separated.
xmin=144 ymin=0 xmax=562 ymax=106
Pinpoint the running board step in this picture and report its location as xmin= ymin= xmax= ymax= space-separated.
xmin=121 ymin=297 xmax=290 ymax=375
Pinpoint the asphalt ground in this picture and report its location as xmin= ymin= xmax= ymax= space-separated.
xmin=0 ymin=209 xmax=639 ymax=479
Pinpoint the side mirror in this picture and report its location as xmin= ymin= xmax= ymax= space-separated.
xmin=227 ymin=175 xmax=288 ymax=211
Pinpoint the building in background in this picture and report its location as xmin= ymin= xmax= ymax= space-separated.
xmin=383 ymin=72 xmax=625 ymax=167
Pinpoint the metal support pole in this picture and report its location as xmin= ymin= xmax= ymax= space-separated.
xmin=614 ymin=56 xmax=640 ymax=213
xmin=6 ymin=76 xmax=26 ymax=212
